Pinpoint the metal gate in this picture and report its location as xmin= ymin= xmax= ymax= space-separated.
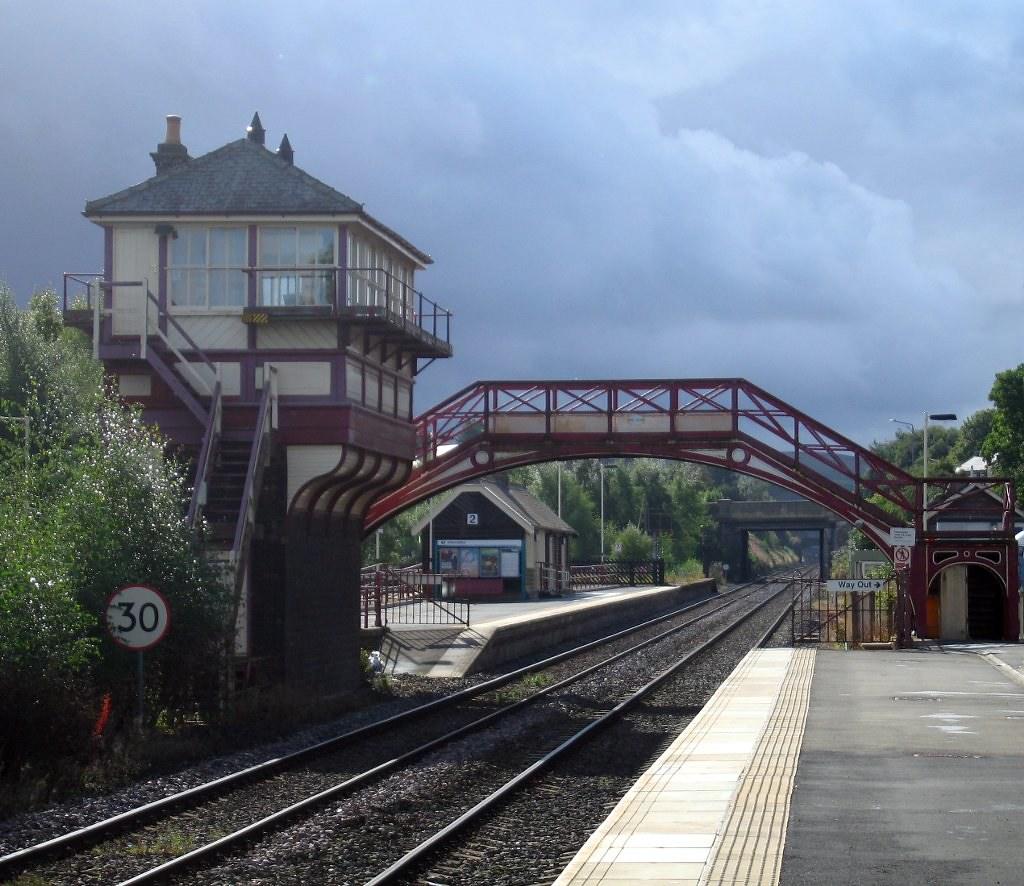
xmin=792 ymin=578 xmax=896 ymax=646
xmin=361 ymin=565 xmax=470 ymax=628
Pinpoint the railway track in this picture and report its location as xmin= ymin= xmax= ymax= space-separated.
xmin=0 ymin=572 xmax=802 ymax=886
xmin=367 ymin=577 xmax=797 ymax=885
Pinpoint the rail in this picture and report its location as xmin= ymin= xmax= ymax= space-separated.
xmin=569 ymin=559 xmax=666 ymax=590
xmin=231 ymin=366 xmax=278 ymax=573
xmin=0 ymin=578 xmax=783 ymax=883
xmin=360 ymin=564 xmax=470 ymax=628
xmin=537 ymin=562 xmax=572 ymax=595
xmin=142 ymin=287 xmax=217 ymax=396
xmin=64 ymin=265 xmax=452 ymax=355
xmin=186 ymin=382 xmax=222 ymax=529
xmin=252 ymin=265 xmax=452 ymax=346
xmin=62 ymin=272 xmax=102 ymax=313
xmin=364 ymin=578 xmax=796 ymax=884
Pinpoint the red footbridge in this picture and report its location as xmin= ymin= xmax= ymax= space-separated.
xmin=367 ymin=378 xmax=1019 ymax=640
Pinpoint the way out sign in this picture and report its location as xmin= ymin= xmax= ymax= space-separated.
xmin=826 ymin=579 xmax=885 ymax=593
xmin=105 ymin=585 xmax=170 ymax=650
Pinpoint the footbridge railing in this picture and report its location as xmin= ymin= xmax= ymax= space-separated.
xmin=367 ymin=379 xmax=1016 ymax=552
xmin=376 ymin=379 xmax=891 ymax=532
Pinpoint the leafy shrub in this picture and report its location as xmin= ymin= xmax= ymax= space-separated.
xmin=0 ymin=286 xmax=231 ymax=789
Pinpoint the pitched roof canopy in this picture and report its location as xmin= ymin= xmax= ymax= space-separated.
xmin=410 ymin=480 xmax=578 ymax=537
xmin=85 ymin=122 xmax=431 ymax=264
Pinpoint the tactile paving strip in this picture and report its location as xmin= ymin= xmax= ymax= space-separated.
xmin=553 ymin=648 xmax=815 ymax=886
xmin=703 ymin=648 xmax=815 ymax=885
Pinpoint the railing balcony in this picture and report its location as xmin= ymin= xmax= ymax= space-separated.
xmin=254 ymin=265 xmax=452 ymax=356
xmin=63 ymin=266 xmax=454 ymax=358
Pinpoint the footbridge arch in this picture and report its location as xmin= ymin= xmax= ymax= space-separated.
xmin=364 ymin=379 xmax=1018 ymax=640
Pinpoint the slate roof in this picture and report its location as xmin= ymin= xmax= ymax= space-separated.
xmin=503 ymin=483 xmax=577 ymax=535
xmin=410 ymin=480 xmax=577 ymax=536
xmin=84 ymin=137 xmax=431 ymax=264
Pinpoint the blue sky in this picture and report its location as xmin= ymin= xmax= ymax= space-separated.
xmin=2 ymin=1 xmax=1023 ymax=445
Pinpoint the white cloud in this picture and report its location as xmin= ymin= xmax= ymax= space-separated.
xmin=2 ymin=0 xmax=1023 ymax=444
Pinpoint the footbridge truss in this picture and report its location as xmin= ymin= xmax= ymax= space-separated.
xmin=365 ymin=378 xmax=1015 ymax=552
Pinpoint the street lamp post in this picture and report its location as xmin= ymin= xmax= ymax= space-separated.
xmin=599 ymin=461 xmax=605 ymax=561
xmin=557 ymin=462 xmax=562 ymax=519
xmin=923 ymin=412 xmax=957 ymax=529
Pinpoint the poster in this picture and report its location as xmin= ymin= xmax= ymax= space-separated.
xmin=500 ymin=550 xmax=520 ymax=577
xmin=436 ymin=539 xmax=521 ymax=579
xmin=438 ymin=547 xmax=459 ymax=573
xmin=480 ymin=547 xmax=500 ymax=578
xmin=459 ymin=547 xmax=480 ymax=578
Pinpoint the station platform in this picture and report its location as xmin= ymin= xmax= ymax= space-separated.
xmin=379 ymin=581 xmax=717 ymax=677
xmin=555 ymin=643 xmax=1024 ymax=885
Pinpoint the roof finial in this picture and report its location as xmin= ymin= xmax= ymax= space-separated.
xmin=247 ymin=112 xmax=265 ymax=146
xmin=277 ymin=133 xmax=293 ymax=165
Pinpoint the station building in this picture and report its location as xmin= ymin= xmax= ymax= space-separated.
xmin=66 ymin=113 xmax=453 ymax=690
xmin=924 ymin=483 xmax=1024 ymax=641
xmin=410 ymin=479 xmax=576 ymax=598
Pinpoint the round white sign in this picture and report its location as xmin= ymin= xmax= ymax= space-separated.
xmin=893 ymin=546 xmax=912 ymax=570
xmin=105 ymin=585 xmax=170 ymax=651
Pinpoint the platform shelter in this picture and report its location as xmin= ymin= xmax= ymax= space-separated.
xmin=410 ymin=478 xmax=576 ymax=599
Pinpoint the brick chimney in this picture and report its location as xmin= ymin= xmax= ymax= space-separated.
xmin=150 ymin=114 xmax=190 ymax=174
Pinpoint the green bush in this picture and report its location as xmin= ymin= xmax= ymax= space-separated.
xmin=611 ymin=523 xmax=654 ymax=561
xmin=0 ymin=286 xmax=231 ymax=787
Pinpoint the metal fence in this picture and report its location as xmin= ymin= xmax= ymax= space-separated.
xmin=568 ymin=559 xmax=666 ymax=591
xmin=360 ymin=565 xmax=470 ymax=628
xmin=791 ymin=578 xmax=895 ymax=646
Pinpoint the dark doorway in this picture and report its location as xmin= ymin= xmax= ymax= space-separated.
xmin=967 ymin=565 xmax=1004 ymax=640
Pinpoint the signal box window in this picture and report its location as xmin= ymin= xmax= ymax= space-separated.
xmin=169 ymin=227 xmax=247 ymax=308
xmin=259 ymin=226 xmax=336 ymax=306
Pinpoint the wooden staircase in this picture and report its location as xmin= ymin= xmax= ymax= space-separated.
xmin=204 ymin=439 xmax=253 ymax=544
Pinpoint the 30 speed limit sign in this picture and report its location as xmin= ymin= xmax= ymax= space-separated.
xmin=105 ymin=585 xmax=170 ymax=651
xmin=893 ymin=546 xmax=912 ymax=570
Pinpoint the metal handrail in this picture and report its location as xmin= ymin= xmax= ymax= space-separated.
xmin=62 ymin=272 xmax=103 ymax=312
xmin=143 ymin=289 xmax=218 ymax=380
xmin=231 ymin=366 xmax=278 ymax=562
xmin=141 ymin=289 xmax=213 ymax=400
xmin=186 ymin=382 xmax=222 ymax=529
xmin=538 ymin=562 xmax=572 ymax=595
xmin=360 ymin=564 xmax=468 ymax=628
xmin=252 ymin=265 xmax=453 ymax=344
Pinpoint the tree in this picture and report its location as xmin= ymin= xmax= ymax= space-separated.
xmin=871 ymin=426 xmax=959 ymax=476
xmin=0 ymin=285 xmax=232 ymax=780
xmin=983 ymin=364 xmax=1024 ymax=492
xmin=668 ymin=472 xmax=707 ymax=566
xmin=362 ymin=499 xmax=431 ymax=566
xmin=534 ymin=464 xmax=600 ymax=561
xmin=952 ymin=409 xmax=994 ymax=466
xmin=611 ymin=523 xmax=653 ymax=561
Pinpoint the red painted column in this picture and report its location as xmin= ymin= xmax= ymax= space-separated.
xmin=1005 ymin=542 xmax=1019 ymax=641
xmin=908 ymin=543 xmax=929 ymax=639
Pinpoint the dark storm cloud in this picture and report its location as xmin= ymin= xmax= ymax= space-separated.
xmin=1 ymin=1 xmax=1021 ymax=444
